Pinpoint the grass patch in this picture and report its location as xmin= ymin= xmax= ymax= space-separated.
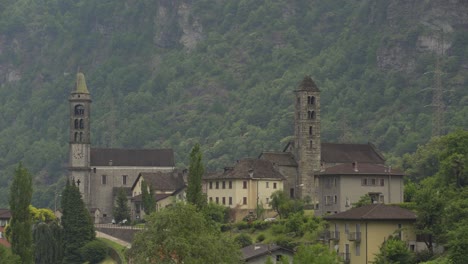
xmin=98 ymin=238 xmax=127 ymax=264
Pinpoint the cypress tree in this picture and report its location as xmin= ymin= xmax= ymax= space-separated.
xmin=113 ymin=187 xmax=130 ymax=223
xmin=187 ymin=143 xmax=206 ymax=210
xmin=141 ymin=180 xmax=155 ymax=215
xmin=61 ymin=180 xmax=95 ymax=263
xmin=9 ymin=163 xmax=33 ymax=264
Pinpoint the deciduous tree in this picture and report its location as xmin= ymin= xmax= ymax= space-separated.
xmin=9 ymin=163 xmax=33 ymax=264
xmin=293 ymin=244 xmax=340 ymax=264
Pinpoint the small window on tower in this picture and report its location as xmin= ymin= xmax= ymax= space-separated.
xmin=102 ymin=175 xmax=107 ymax=185
xmin=74 ymin=119 xmax=79 ymax=129
xmin=74 ymin=132 xmax=79 ymax=142
xmin=310 ymin=140 xmax=313 ymax=149
xmin=311 ymin=111 xmax=316 ymax=119
xmin=79 ymin=119 xmax=84 ymax=129
xmin=75 ymin=105 xmax=85 ymax=116
xmin=309 ymin=126 xmax=313 ymax=135
xmin=79 ymin=132 xmax=83 ymax=142
xmin=122 ymin=175 xmax=127 ymax=185
xmin=310 ymin=96 xmax=315 ymax=105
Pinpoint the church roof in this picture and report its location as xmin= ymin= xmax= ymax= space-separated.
xmin=259 ymin=152 xmax=297 ymax=166
xmin=296 ymin=76 xmax=320 ymax=92
xmin=203 ymin=158 xmax=286 ymax=180
xmin=323 ymin=204 xmax=417 ymax=221
xmin=321 ymin=143 xmax=385 ymax=164
xmin=132 ymin=171 xmax=185 ymax=192
xmin=90 ymin=148 xmax=175 ymax=167
xmin=319 ymin=163 xmax=403 ymax=176
xmin=74 ymin=72 xmax=89 ymax=94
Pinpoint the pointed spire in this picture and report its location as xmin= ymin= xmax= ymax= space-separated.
xmin=75 ymin=72 xmax=89 ymax=94
xmin=299 ymin=75 xmax=320 ymax=92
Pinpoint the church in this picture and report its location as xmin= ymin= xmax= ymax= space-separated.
xmin=68 ymin=72 xmax=175 ymax=222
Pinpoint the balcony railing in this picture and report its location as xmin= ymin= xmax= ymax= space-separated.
xmin=348 ymin=231 xmax=361 ymax=242
xmin=340 ymin=253 xmax=351 ymax=263
xmin=329 ymin=230 xmax=340 ymax=240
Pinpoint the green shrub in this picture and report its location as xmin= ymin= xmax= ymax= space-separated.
xmin=252 ymin=220 xmax=270 ymax=230
xmin=256 ymin=234 xmax=266 ymax=242
xmin=79 ymin=240 xmax=108 ymax=264
xmin=236 ymin=221 xmax=249 ymax=230
xmin=234 ymin=233 xmax=253 ymax=248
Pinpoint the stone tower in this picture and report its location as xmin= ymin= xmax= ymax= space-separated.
xmin=69 ymin=72 xmax=92 ymax=206
xmin=294 ymin=76 xmax=321 ymax=202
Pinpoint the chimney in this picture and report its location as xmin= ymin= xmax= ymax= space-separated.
xmin=352 ymin=161 xmax=358 ymax=172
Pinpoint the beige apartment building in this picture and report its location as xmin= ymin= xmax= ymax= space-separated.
xmin=203 ymin=158 xmax=285 ymax=220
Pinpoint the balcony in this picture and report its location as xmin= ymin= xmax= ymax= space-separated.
xmin=340 ymin=253 xmax=351 ymax=263
xmin=329 ymin=230 xmax=340 ymax=241
xmin=348 ymin=231 xmax=361 ymax=242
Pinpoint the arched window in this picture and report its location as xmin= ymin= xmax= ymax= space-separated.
xmin=74 ymin=119 xmax=79 ymax=129
xmin=310 ymin=96 xmax=315 ymax=105
xmin=79 ymin=119 xmax=84 ymax=129
xmin=309 ymin=126 xmax=313 ymax=135
xmin=74 ymin=132 xmax=79 ymax=142
xmin=311 ymin=111 xmax=316 ymax=120
xmin=75 ymin=105 xmax=85 ymax=116
xmin=79 ymin=132 xmax=83 ymax=142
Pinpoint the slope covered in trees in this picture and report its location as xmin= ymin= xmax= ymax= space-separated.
xmin=0 ymin=0 xmax=467 ymax=207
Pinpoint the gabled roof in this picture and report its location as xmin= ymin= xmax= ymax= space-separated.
xmin=90 ymin=148 xmax=174 ymax=167
xmin=259 ymin=152 xmax=297 ymax=167
xmin=321 ymin=143 xmax=385 ymax=164
xmin=241 ymin=243 xmax=293 ymax=261
xmin=319 ymin=163 xmax=403 ymax=176
xmin=323 ymin=204 xmax=417 ymax=221
xmin=0 ymin=209 xmax=11 ymax=219
xmin=203 ymin=158 xmax=286 ymax=180
xmin=132 ymin=171 xmax=185 ymax=192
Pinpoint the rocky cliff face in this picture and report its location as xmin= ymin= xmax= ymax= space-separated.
xmin=376 ymin=0 xmax=468 ymax=72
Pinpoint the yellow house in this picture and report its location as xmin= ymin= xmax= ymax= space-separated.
xmin=203 ymin=158 xmax=285 ymax=221
xmin=131 ymin=171 xmax=186 ymax=220
xmin=323 ymin=204 xmax=418 ymax=264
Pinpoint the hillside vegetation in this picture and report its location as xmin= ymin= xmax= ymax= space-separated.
xmin=0 ymin=0 xmax=467 ymax=207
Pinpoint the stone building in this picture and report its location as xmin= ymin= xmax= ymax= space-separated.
xmin=68 ymin=73 xmax=175 ymax=221
xmin=260 ymin=76 xmax=402 ymax=215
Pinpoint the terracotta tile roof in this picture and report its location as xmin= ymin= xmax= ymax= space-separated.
xmin=203 ymin=158 xmax=286 ymax=180
xmin=323 ymin=204 xmax=417 ymax=221
xmin=90 ymin=148 xmax=175 ymax=167
xmin=132 ymin=171 xmax=185 ymax=192
xmin=319 ymin=163 xmax=403 ymax=176
xmin=0 ymin=209 xmax=11 ymax=219
xmin=259 ymin=152 xmax=297 ymax=167
xmin=321 ymin=143 xmax=385 ymax=164
xmin=241 ymin=243 xmax=293 ymax=261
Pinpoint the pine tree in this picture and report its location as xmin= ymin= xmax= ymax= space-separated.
xmin=187 ymin=143 xmax=206 ymax=210
xmin=61 ymin=180 xmax=95 ymax=263
xmin=113 ymin=187 xmax=130 ymax=223
xmin=9 ymin=163 xmax=33 ymax=264
xmin=141 ymin=180 xmax=155 ymax=215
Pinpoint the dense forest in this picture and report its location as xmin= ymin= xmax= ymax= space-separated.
xmin=0 ymin=0 xmax=466 ymax=207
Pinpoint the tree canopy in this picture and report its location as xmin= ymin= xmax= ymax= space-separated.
xmin=113 ymin=187 xmax=130 ymax=223
xmin=187 ymin=143 xmax=206 ymax=210
xmin=128 ymin=203 xmax=241 ymax=264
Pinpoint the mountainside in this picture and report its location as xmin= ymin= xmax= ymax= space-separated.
xmin=0 ymin=0 xmax=467 ymax=207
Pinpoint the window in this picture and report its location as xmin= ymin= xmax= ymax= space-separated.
xmin=74 ymin=132 xmax=79 ymax=142
xmin=215 ymin=197 xmax=219 ymax=204
xmin=356 ymin=243 xmax=360 ymax=256
xmin=229 ymin=197 xmax=232 ymax=205
xmin=243 ymin=197 xmax=247 ymax=205
xmin=310 ymin=96 xmax=315 ymax=105
xmin=276 ymin=255 xmax=282 ymax=261
xmin=215 ymin=181 xmax=219 ymax=189
xmin=222 ymin=181 xmax=226 ymax=189
xmin=209 ymin=197 xmax=213 ymax=202
xmin=101 ymin=175 xmax=107 ymax=185
xmin=309 ymin=126 xmax=313 ymax=135
xmin=122 ymin=175 xmax=127 ymax=185
xmin=334 ymin=195 xmax=338 ymax=204
xmin=75 ymin=105 xmax=85 ymax=115
xmin=229 ymin=181 xmax=232 ymax=189
xmin=371 ymin=178 xmax=376 ymax=185
xmin=243 ymin=181 xmax=247 ymax=189
xmin=79 ymin=119 xmax=84 ymax=129
xmin=273 ymin=182 xmax=277 ymax=189
xmin=380 ymin=178 xmax=385 ymax=186
xmin=345 ymin=223 xmax=349 ymax=234
xmin=362 ymin=178 xmax=368 ymax=186
xmin=209 ymin=182 xmax=213 ymax=189
xmin=266 ymin=182 xmax=269 ymax=188
xmin=222 ymin=197 xmax=226 ymax=205
xmin=74 ymin=119 xmax=79 ymax=129
xmin=309 ymin=140 xmax=313 ymax=149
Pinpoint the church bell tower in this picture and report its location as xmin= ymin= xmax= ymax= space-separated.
xmin=294 ymin=76 xmax=321 ymax=203
xmin=69 ymin=72 xmax=92 ymax=205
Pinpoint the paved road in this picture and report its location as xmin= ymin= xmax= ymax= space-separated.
xmin=96 ymin=231 xmax=131 ymax=248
